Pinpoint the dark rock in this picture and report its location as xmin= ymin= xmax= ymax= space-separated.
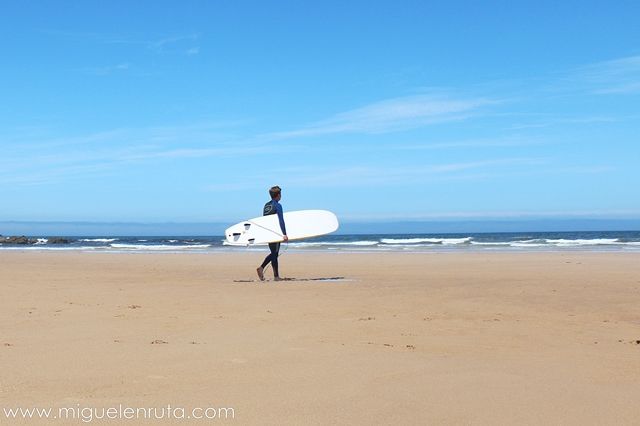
xmin=0 ymin=236 xmax=37 ymax=245
xmin=0 ymin=235 xmax=70 ymax=245
xmin=48 ymin=237 xmax=70 ymax=244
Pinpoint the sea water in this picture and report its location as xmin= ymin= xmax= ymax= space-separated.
xmin=1 ymin=231 xmax=639 ymax=252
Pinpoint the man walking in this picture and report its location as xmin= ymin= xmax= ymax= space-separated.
xmin=257 ymin=186 xmax=288 ymax=281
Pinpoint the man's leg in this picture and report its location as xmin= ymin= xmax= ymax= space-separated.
xmin=257 ymin=250 xmax=273 ymax=281
xmin=271 ymin=243 xmax=281 ymax=279
xmin=257 ymin=243 xmax=279 ymax=281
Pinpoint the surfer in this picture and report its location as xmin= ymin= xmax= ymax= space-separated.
xmin=257 ymin=186 xmax=288 ymax=281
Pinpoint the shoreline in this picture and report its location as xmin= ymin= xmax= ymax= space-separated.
xmin=1 ymin=230 xmax=639 ymax=254
xmin=1 ymin=246 xmax=640 ymax=254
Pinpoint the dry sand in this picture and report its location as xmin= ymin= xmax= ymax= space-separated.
xmin=1 ymin=251 xmax=639 ymax=424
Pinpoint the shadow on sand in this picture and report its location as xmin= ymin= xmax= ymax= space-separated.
xmin=233 ymin=276 xmax=346 ymax=283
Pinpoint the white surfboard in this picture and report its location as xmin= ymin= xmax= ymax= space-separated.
xmin=225 ymin=210 xmax=339 ymax=246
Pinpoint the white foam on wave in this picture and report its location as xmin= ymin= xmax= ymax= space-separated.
xmin=0 ymin=246 xmax=100 ymax=251
xmin=79 ymin=238 xmax=118 ymax=243
xmin=470 ymin=241 xmax=512 ymax=246
xmin=381 ymin=237 xmax=472 ymax=245
xmin=506 ymin=239 xmax=550 ymax=247
xmin=289 ymin=241 xmax=379 ymax=247
xmin=546 ymin=238 xmax=620 ymax=246
xmin=110 ymin=243 xmax=211 ymax=250
xmin=509 ymin=242 xmax=549 ymax=247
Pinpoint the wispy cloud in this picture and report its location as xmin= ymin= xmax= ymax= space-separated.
xmin=79 ymin=62 xmax=130 ymax=76
xmin=577 ymin=54 xmax=640 ymax=95
xmin=5 ymin=168 xmax=114 ymax=187
xmin=341 ymin=209 xmax=640 ymax=221
xmin=394 ymin=137 xmax=546 ymax=150
xmin=203 ymin=158 xmax=547 ymax=192
xmin=268 ymin=94 xmax=497 ymax=138
xmin=0 ymin=121 xmax=285 ymax=186
xmin=594 ymin=82 xmax=640 ymax=95
xmin=507 ymin=115 xmax=622 ymax=130
xmin=42 ymin=29 xmax=201 ymax=57
xmin=120 ymin=144 xmax=287 ymax=161
xmin=145 ymin=34 xmax=200 ymax=55
xmin=201 ymin=157 xmax=614 ymax=194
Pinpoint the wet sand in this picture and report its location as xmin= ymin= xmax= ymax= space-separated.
xmin=1 ymin=251 xmax=639 ymax=424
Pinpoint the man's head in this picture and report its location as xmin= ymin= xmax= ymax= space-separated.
xmin=269 ymin=185 xmax=282 ymax=200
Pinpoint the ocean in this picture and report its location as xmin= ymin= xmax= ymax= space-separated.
xmin=1 ymin=231 xmax=639 ymax=252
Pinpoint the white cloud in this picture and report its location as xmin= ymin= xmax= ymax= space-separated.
xmin=148 ymin=34 xmax=199 ymax=54
xmin=594 ymin=82 xmax=640 ymax=95
xmin=395 ymin=137 xmax=544 ymax=150
xmin=269 ymin=94 xmax=496 ymax=138
xmin=0 ymin=121 xmax=282 ymax=186
xmin=202 ymin=158 xmax=548 ymax=192
xmin=340 ymin=209 xmax=640 ymax=221
xmin=579 ymin=55 xmax=640 ymax=95
xmin=80 ymin=62 xmax=130 ymax=76
xmin=199 ymin=157 xmax=616 ymax=194
xmin=44 ymin=29 xmax=201 ymax=57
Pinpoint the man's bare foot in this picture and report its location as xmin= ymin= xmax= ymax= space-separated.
xmin=256 ymin=267 xmax=265 ymax=281
xmin=274 ymin=276 xmax=282 ymax=282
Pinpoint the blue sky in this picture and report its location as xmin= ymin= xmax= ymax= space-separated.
xmin=1 ymin=1 xmax=639 ymax=227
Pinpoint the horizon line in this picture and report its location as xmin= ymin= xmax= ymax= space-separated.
xmin=1 ymin=217 xmax=640 ymax=225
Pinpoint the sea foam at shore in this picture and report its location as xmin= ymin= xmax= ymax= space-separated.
xmin=1 ymin=231 xmax=639 ymax=252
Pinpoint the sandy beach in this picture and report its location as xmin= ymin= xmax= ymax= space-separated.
xmin=1 ymin=251 xmax=639 ymax=424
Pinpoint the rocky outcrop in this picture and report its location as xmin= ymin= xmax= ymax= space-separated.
xmin=0 ymin=236 xmax=70 ymax=245
xmin=0 ymin=236 xmax=37 ymax=245
xmin=47 ymin=237 xmax=70 ymax=244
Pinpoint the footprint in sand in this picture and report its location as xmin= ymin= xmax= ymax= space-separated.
xmin=128 ymin=305 xmax=142 ymax=309
xmin=151 ymin=339 xmax=168 ymax=344
xmin=4 ymin=343 xmax=13 ymax=347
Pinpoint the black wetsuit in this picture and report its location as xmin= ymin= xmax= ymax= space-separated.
xmin=260 ymin=200 xmax=287 ymax=277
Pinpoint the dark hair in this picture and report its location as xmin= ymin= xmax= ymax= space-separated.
xmin=269 ymin=186 xmax=281 ymax=199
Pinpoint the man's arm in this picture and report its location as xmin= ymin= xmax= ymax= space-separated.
xmin=276 ymin=203 xmax=287 ymax=238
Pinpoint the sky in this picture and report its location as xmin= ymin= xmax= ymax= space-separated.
xmin=1 ymin=1 xmax=639 ymax=230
